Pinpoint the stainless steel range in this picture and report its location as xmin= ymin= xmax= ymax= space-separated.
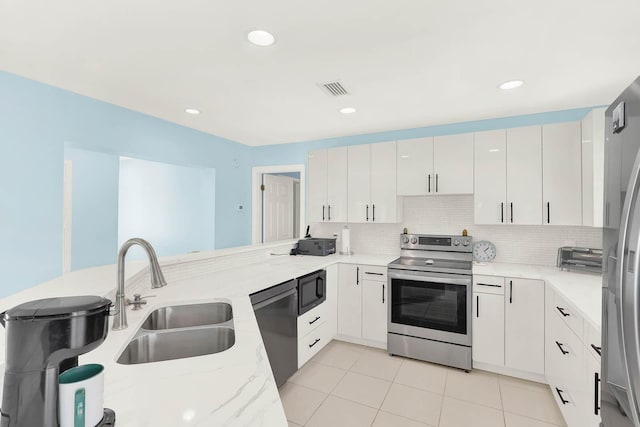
xmin=387 ymin=234 xmax=473 ymax=370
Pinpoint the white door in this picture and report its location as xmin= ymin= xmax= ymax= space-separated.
xmin=433 ymin=133 xmax=474 ymax=194
xmin=327 ymin=147 xmax=348 ymax=222
xmin=307 ymin=149 xmax=328 ymax=223
xmin=370 ymin=141 xmax=397 ymax=223
xmin=472 ymin=292 xmax=505 ymax=366
xmin=507 ymin=126 xmax=543 ymax=225
xmin=542 ymin=122 xmax=583 ymax=225
xmin=582 ymin=108 xmax=606 ymax=227
xmin=325 ymin=264 xmax=339 ymax=337
xmin=505 ymin=278 xmax=545 ymax=374
xmin=362 ymin=279 xmax=387 ymax=344
xmin=397 ymin=137 xmax=434 ymax=195
xmin=262 ymin=174 xmax=294 ymax=243
xmin=348 ymin=144 xmax=372 ymax=223
xmin=474 ymin=130 xmax=506 ymax=224
xmin=337 ymin=264 xmax=362 ymax=338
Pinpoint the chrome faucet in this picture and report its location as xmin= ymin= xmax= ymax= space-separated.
xmin=112 ymin=238 xmax=167 ymax=330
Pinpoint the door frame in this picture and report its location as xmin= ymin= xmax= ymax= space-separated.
xmin=251 ymin=164 xmax=306 ymax=244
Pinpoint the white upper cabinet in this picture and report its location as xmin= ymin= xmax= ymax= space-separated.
xmin=397 ymin=137 xmax=434 ymax=195
xmin=582 ymin=108 xmax=606 ymax=227
xmin=433 ymin=133 xmax=474 ymax=194
xmin=327 ymin=147 xmax=348 ymax=222
xmin=348 ymin=142 xmax=398 ymax=223
xmin=308 ymin=149 xmax=328 ymax=223
xmin=543 ymin=122 xmax=583 ymax=225
xmin=507 ymin=126 xmax=543 ymax=225
xmin=348 ymin=144 xmax=372 ymax=223
xmin=474 ymin=130 xmax=507 ymax=224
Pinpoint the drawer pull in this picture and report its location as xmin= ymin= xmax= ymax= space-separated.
xmin=365 ymin=272 xmax=384 ymax=276
xmin=555 ymin=341 xmax=569 ymax=355
xmin=595 ymin=372 xmax=601 ymax=415
xmin=309 ymin=316 xmax=321 ymax=325
xmin=591 ymin=344 xmax=602 ymax=356
xmin=309 ymin=338 xmax=321 ymax=348
xmin=555 ymin=388 xmax=569 ymax=405
xmin=476 ymin=283 xmax=502 ymax=288
xmin=556 ymin=306 xmax=570 ymax=317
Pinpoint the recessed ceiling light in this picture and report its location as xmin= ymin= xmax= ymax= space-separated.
xmin=340 ymin=107 xmax=357 ymax=114
xmin=498 ymin=80 xmax=524 ymax=90
xmin=248 ymin=30 xmax=275 ymax=47
xmin=185 ymin=108 xmax=201 ymax=115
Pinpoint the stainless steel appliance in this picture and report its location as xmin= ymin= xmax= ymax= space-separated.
xmin=556 ymin=246 xmax=603 ymax=274
xmin=0 ymin=296 xmax=115 ymax=427
xmin=295 ymin=238 xmax=336 ymax=256
xmin=602 ymin=76 xmax=640 ymax=427
xmin=388 ymin=234 xmax=473 ymax=370
xmin=250 ymin=280 xmax=298 ymax=388
xmin=297 ymin=269 xmax=326 ymax=315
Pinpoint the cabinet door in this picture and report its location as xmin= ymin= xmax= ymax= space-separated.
xmin=325 ymin=264 xmax=339 ymax=338
xmin=582 ymin=108 xmax=606 ymax=227
xmin=397 ymin=137 xmax=433 ymax=195
xmin=505 ymin=278 xmax=545 ymax=374
xmin=307 ymin=149 xmax=328 ymax=223
xmin=584 ymin=352 xmax=602 ymax=427
xmin=362 ymin=279 xmax=387 ymax=344
xmin=371 ymin=141 xmax=397 ymax=223
xmin=327 ymin=147 xmax=348 ymax=222
xmin=472 ymin=292 xmax=505 ymax=366
xmin=507 ymin=126 xmax=543 ymax=225
xmin=542 ymin=122 xmax=583 ymax=225
xmin=337 ymin=264 xmax=362 ymax=338
xmin=433 ymin=133 xmax=474 ymax=194
xmin=474 ymin=130 xmax=506 ymax=224
xmin=347 ymin=144 xmax=371 ymax=223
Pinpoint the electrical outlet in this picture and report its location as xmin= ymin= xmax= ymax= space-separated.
xmin=235 ymin=204 xmax=245 ymax=212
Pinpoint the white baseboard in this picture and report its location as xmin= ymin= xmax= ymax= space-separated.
xmin=473 ymin=361 xmax=547 ymax=384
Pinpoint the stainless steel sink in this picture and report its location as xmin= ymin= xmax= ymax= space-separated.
xmin=141 ymin=302 xmax=232 ymax=330
xmin=117 ymin=327 xmax=235 ymax=365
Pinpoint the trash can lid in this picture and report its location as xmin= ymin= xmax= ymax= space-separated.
xmin=2 ymin=296 xmax=111 ymax=321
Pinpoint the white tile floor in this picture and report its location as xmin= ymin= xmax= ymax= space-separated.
xmin=279 ymin=340 xmax=567 ymax=427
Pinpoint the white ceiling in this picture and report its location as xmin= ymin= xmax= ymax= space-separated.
xmin=1 ymin=0 xmax=640 ymax=146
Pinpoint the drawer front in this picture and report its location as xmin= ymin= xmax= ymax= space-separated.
xmin=360 ymin=265 xmax=387 ymax=282
xmin=553 ymin=292 xmax=584 ymax=340
xmin=473 ymin=275 xmax=505 ymax=295
xmin=584 ymin=321 xmax=602 ymax=360
xmin=298 ymin=321 xmax=331 ymax=368
xmin=298 ymin=301 xmax=330 ymax=338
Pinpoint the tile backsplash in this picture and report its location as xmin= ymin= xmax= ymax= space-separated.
xmin=311 ymin=195 xmax=602 ymax=266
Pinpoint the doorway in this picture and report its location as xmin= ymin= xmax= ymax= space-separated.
xmin=252 ymin=165 xmax=305 ymax=244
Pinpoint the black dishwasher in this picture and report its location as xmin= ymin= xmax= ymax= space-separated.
xmin=250 ymin=280 xmax=298 ymax=387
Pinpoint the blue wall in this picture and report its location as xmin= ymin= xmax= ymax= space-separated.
xmin=0 ymin=71 xmax=251 ymax=298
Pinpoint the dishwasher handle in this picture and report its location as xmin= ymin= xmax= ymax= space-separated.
xmin=252 ymin=288 xmax=297 ymax=311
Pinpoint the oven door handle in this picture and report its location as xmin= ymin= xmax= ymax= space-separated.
xmin=388 ymin=272 xmax=470 ymax=286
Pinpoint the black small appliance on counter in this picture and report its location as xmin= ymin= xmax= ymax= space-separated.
xmin=294 ymin=238 xmax=336 ymax=256
xmin=0 ymin=296 xmax=115 ymax=427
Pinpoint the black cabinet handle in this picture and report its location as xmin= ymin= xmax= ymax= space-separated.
xmin=555 ymin=388 xmax=569 ymax=405
xmin=556 ymin=306 xmax=570 ymax=317
xmin=356 ymin=267 xmax=360 ymax=285
xmin=328 ymin=205 xmax=331 ymax=221
xmin=309 ymin=316 xmax=321 ymax=325
xmin=476 ymin=283 xmax=502 ymax=288
xmin=435 ymin=174 xmax=439 ymax=192
xmin=428 ymin=174 xmax=431 ymax=193
xmin=309 ymin=338 xmax=321 ymax=348
xmin=365 ymin=272 xmax=384 ymax=276
xmin=591 ymin=344 xmax=602 ymax=356
xmin=595 ymin=372 xmax=601 ymax=415
xmin=510 ymin=202 xmax=514 ymax=223
xmin=509 ymin=280 xmax=513 ymax=304
xmin=477 ymin=295 xmax=480 ymax=318
xmin=547 ymin=202 xmax=550 ymax=224
xmin=366 ymin=205 xmax=369 ymax=221
xmin=555 ymin=341 xmax=569 ymax=355
xmin=372 ymin=204 xmax=376 ymax=222
xmin=382 ymin=284 xmax=385 ymax=303
xmin=501 ymin=202 xmax=504 ymax=223
xmin=322 ymin=205 xmax=325 ymax=221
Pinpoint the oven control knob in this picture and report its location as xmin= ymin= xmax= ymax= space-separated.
xmin=453 ymin=239 xmax=460 ymax=246
xmin=410 ymin=237 xmax=417 ymax=244
xmin=402 ymin=236 xmax=409 ymax=244
xmin=462 ymin=239 xmax=470 ymax=246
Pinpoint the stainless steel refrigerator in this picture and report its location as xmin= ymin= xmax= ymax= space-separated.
xmin=602 ymin=75 xmax=640 ymax=427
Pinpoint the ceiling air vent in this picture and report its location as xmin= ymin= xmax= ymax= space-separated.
xmin=320 ymin=81 xmax=349 ymax=97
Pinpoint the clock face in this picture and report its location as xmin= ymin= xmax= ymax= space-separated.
xmin=473 ymin=241 xmax=497 ymax=262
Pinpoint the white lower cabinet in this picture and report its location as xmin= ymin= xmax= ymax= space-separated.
xmin=337 ymin=264 xmax=387 ymax=347
xmin=473 ymin=291 xmax=505 ymax=366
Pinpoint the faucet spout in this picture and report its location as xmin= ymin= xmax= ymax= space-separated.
xmin=112 ymin=238 xmax=167 ymax=331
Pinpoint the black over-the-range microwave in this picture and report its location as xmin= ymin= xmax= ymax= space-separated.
xmin=297 ymin=269 xmax=326 ymax=315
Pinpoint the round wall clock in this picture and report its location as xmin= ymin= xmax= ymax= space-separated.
xmin=473 ymin=241 xmax=497 ymax=262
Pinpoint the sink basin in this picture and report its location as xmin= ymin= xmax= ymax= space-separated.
xmin=117 ymin=327 xmax=235 ymax=365
xmin=141 ymin=302 xmax=232 ymax=330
